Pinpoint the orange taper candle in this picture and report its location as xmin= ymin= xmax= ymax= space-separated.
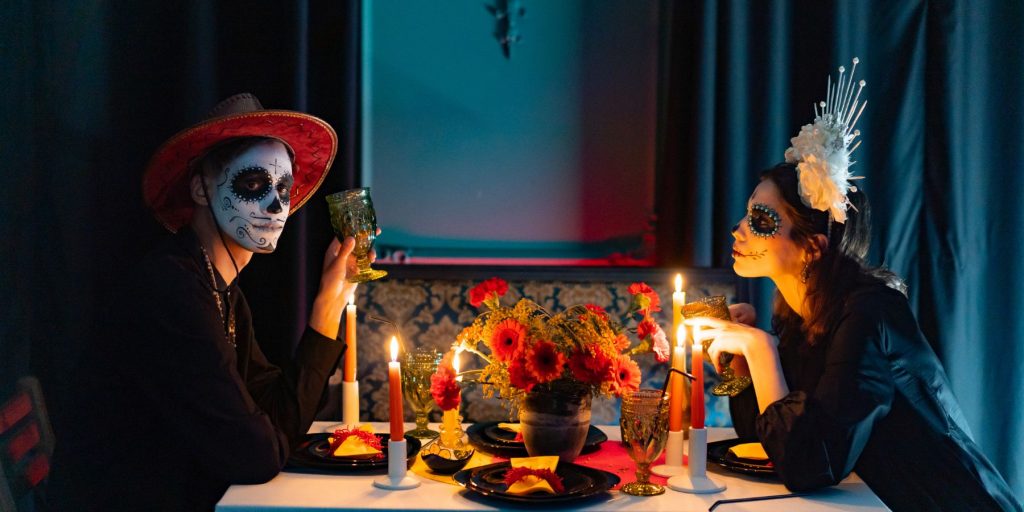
xmin=691 ymin=328 xmax=705 ymax=429
xmin=343 ymin=303 xmax=357 ymax=382
xmin=669 ymin=325 xmax=686 ymax=431
xmin=387 ymin=337 xmax=404 ymax=441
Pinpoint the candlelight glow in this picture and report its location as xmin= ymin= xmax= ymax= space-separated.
xmin=674 ymin=273 xmax=683 ymax=293
xmin=676 ymin=325 xmax=686 ymax=348
xmin=692 ymin=326 xmax=701 ymax=350
xmin=389 ymin=336 xmax=398 ymax=362
xmin=453 ymin=349 xmax=462 ymax=381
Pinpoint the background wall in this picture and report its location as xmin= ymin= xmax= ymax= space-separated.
xmin=368 ymin=0 xmax=660 ymax=263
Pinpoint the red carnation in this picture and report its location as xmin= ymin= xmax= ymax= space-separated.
xmin=507 ymin=358 xmax=536 ymax=393
xmin=636 ymin=318 xmax=657 ymax=340
xmin=567 ymin=347 xmax=613 ymax=386
xmin=490 ymin=318 xmax=527 ymax=362
xmin=627 ymin=282 xmax=662 ymax=313
xmin=469 ymin=277 xmax=509 ymax=308
xmin=612 ymin=355 xmax=642 ymax=396
xmin=526 ymin=340 xmax=566 ymax=384
xmin=430 ymin=364 xmax=461 ymax=411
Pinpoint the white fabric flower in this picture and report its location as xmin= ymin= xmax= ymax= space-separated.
xmin=785 ymin=121 xmax=853 ymax=223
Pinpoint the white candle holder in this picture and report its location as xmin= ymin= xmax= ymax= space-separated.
xmin=372 ymin=439 xmax=420 ymax=490
xmin=668 ymin=427 xmax=726 ymax=494
xmin=652 ymin=430 xmax=686 ymax=477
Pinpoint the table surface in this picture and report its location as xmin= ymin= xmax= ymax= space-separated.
xmin=217 ymin=422 xmax=888 ymax=511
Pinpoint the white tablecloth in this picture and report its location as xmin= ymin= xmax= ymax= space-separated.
xmin=217 ymin=422 xmax=888 ymax=511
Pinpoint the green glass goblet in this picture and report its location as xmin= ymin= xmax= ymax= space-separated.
xmin=620 ymin=388 xmax=671 ymax=496
xmin=401 ymin=348 xmax=441 ymax=439
xmin=682 ymin=295 xmax=753 ymax=397
xmin=325 ymin=187 xmax=387 ymax=283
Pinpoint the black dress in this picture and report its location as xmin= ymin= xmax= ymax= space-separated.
xmin=730 ymin=280 xmax=1021 ymax=511
xmin=50 ymin=228 xmax=345 ymax=511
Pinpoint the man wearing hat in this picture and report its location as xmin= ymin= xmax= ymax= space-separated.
xmin=51 ymin=94 xmax=358 ymax=510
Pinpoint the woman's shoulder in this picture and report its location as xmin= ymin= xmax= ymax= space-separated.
xmin=845 ymin=275 xmax=909 ymax=312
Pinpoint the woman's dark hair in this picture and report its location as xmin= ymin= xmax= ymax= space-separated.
xmin=761 ymin=163 xmax=905 ymax=345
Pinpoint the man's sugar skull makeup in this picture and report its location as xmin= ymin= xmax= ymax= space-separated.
xmin=207 ymin=141 xmax=295 ymax=253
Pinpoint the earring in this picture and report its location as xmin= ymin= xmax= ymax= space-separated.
xmin=800 ymin=261 xmax=811 ymax=283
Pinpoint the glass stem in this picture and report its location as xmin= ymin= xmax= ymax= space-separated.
xmin=636 ymin=462 xmax=651 ymax=484
xmin=415 ymin=410 xmax=429 ymax=431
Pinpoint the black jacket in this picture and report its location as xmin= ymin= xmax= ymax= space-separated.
xmin=50 ymin=228 xmax=344 ymax=511
xmin=730 ymin=281 xmax=1021 ymax=511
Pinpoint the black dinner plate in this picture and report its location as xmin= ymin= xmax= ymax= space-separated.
xmin=286 ymin=433 xmax=420 ymax=472
xmin=707 ymin=438 xmax=777 ymax=478
xmin=452 ymin=461 xmax=620 ymax=504
xmin=466 ymin=421 xmax=608 ymax=457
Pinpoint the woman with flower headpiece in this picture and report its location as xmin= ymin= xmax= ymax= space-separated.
xmin=686 ymin=61 xmax=1020 ymax=511
xmin=51 ymin=94 xmax=367 ymax=511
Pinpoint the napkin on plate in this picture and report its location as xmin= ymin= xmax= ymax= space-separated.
xmin=728 ymin=442 xmax=769 ymax=462
xmin=497 ymin=423 xmax=522 ymax=433
xmin=329 ymin=425 xmax=382 ymax=458
xmin=504 ymin=456 xmax=563 ymax=495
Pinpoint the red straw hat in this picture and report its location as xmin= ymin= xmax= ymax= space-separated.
xmin=142 ymin=93 xmax=337 ymax=232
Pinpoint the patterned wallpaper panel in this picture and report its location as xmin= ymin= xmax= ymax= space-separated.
xmin=318 ymin=272 xmax=740 ymax=427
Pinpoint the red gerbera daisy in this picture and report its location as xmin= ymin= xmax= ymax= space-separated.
xmin=612 ymin=355 xmax=642 ymax=396
xmin=584 ymin=304 xmax=609 ymax=321
xmin=567 ymin=347 xmax=613 ymax=386
xmin=507 ymin=358 xmax=536 ymax=393
xmin=526 ymin=340 xmax=566 ymax=383
xmin=490 ymin=318 xmax=527 ymax=362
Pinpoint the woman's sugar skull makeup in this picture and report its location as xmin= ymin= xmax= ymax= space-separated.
xmin=731 ymin=180 xmax=806 ymax=280
xmin=209 ymin=141 xmax=294 ymax=253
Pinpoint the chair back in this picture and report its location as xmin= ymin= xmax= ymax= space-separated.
xmin=0 ymin=377 xmax=54 ymax=512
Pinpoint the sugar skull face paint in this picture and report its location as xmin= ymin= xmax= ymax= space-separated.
xmin=731 ymin=180 xmax=807 ymax=281
xmin=748 ymin=203 xmax=782 ymax=238
xmin=210 ymin=141 xmax=294 ymax=253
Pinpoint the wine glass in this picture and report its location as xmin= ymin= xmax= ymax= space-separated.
xmin=619 ymin=388 xmax=671 ymax=496
xmin=682 ymin=295 xmax=753 ymax=396
xmin=325 ymin=187 xmax=387 ymax=283
xmin=401 ymin=347 xmax=441 ymax=439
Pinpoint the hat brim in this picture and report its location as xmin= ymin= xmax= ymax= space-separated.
xmin=143 ymin=110 xmax=338 ymax=232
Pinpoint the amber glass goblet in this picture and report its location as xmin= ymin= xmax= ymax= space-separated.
xmin=402 ymin=348 xmax=441 ymax=439
xmin=682 ymin=295 xmax=753 ymax=396
xmin=325 ymin=188 xmax=387 ymax=283
xmin=620 ymin=388 xmax=670 ymax=496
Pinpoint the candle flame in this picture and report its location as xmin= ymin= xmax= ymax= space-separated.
xmin=389 ymin=336 xmax=398 ymax=362
xmin=674 ymin=274 xmax=683 ymax=293
xmin=676 ymin=325 xmax=686 ymax=348
xmin=453 ymin=349 xmax=462 ymax=381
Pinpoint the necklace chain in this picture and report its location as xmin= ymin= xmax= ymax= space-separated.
xmin=199 ymin=245 xmax=237 ymax=349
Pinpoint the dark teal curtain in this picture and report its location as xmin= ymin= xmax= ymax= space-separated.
xmin=0 ymin=0 xmax=360 ymax=435
xmin=656 ymin=0 xmax=1023 ymax=495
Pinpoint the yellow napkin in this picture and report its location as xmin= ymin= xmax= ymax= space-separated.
xmin=728 ymin=442 xmax=769 ymax=461
xmin=497 ymin=423 xmax=522 ymax=433
xmin=329 ymin=425 xmax=381 ymax=458
xmin=411 ymin=451 xmax=496 ymax=485
xmin=506 ymin=456 xmax=560 ymax=495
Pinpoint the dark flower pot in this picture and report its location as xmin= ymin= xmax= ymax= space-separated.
xmin=519 ymin=380 xmax=592 ymax=462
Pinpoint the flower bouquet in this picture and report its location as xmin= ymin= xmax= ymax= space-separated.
xmin=454 ymin=278 xmax=669 ymax=411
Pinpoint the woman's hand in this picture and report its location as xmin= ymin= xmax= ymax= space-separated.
xmin=729 ymin=303 xmax=757 ymax=326
xmin=685 ymin=316 xmax=789 ymax=412
xmin=686 ymin=317 xmax=775 ymax=373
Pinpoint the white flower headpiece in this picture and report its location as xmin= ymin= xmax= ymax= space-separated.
xmin=784 ymin=58 xmax=867 ymax=224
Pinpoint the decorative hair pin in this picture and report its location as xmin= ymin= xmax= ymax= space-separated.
xmin=784 ymin=58 xmax=867 ymax=224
